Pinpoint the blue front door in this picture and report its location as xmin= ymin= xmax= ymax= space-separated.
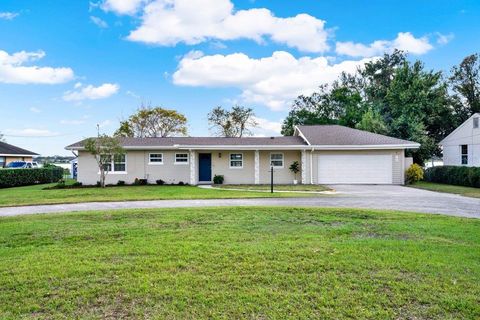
xmin=199 ymin=153 xmax=212 ymax=182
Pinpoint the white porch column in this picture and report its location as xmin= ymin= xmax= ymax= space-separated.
xmin=254 ymin=150 xmax=260 ymax=184
xmin=189 ymin=150 xmax=196 ymax=185
xmin=301 ymin=150 xmax=306 ymax=184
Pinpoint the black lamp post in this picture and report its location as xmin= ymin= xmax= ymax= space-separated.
xmin=270 ymin=163 xmax=274 ymax=193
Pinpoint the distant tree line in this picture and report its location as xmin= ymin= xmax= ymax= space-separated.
xmin=281 ymin=51 xmax=480 ymax=165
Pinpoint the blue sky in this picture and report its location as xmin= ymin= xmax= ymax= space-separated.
xmin=0 ymin=0 xmax=478 ymax=155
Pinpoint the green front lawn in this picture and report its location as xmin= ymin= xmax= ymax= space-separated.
xmin=0 ymin=182 xmax=313 ymax=207
xmin=412 ymin=181 xmax=480 ymax=198
xmin=217 ymin=184 xmax=331 ymax=192
xmin=0 ymin=207 xmax=479 ymax=319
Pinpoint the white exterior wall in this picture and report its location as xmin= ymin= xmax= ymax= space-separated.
xmin=441 ymin=114 xmax=480 ymax=166
xmin=77 ymin=150 xmax=190 ymax=185
xmin=77 ymin=148 xmax=407 ymax=185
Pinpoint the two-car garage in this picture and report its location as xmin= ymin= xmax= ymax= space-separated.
xmin=316 ymin=152 xmax=396 ymax=184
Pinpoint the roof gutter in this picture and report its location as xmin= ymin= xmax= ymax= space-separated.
xmin=0 ymin=153 xmax=39 ymax=157
xmin=66 ymin=143 xmax=419 ymax=151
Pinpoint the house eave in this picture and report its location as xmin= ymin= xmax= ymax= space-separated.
xmin=66 ymin=143 xmax=419 ymax=151
xmin=310 ymin=144 xmax=420 ymax=150
xmin=0 ymin=153 xmax=38 ymax=157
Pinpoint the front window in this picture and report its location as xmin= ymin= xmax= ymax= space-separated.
xmin=230 ymin=153 xmax=243 ymax=168
xmin=175 ymin=153 xmax=189 ymax=164
xmin=0 ymin=156 xmax=6 ymax=168
xmin=149 ymin=153 xmax=163 ymax=164
xmin=101 ymin=154 xmax=126 ymax=173
xmin=270 ymin=153 xmax=284 ymax=168
xmin=114 ymin=154 xmax=126 ymax=172
xmin=461 ymin=145 xmax=468 ymax=165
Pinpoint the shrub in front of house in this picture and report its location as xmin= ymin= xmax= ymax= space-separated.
xmin=0 ymin=167 xmax=64 ymax=188
xmin=424 ymin=166 xmax=480 ymax=187
xmin=156 ymin=179 xmax=165 ymax=185
xmin=134 ymin=178 xmax=148 ymax=186
xmin=405 ymin=163 xmax=424 ymax=184
xmin=213 ymin=175 xmax=224 ymax=184
xmin=117 ymin=180 xmax=126 ymax=186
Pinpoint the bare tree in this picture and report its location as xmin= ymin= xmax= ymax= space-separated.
xmin=207 ymin=105 xmax=258 ymax=137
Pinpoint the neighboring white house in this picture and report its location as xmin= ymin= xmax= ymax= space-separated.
xmin=66 ymin=125 xmax=420 ymax=185
xmin=440 ymin=113 xmax=480 ymax=166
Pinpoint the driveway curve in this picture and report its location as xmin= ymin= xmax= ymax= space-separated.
xmin=0 ymin=185 xmax=479 ymax=218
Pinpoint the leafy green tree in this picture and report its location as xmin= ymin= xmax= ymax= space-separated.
xmin=355 ymin=107 xmax=388 ymax=134
xmin=281 ymin=85 xmax=351 ymax=135
xmin=208 ymin=105 xmax=258 ymax=137
xmin=385 ymin=60 xmax=456 ymax=163
xmin=450 ymin=53 xmax=480 ymax=115
xmin=84 ymin=134 xmax=124 ymax=188
xmin=282 ymin=50 xmax=461 ymax=165
xmin=115 ymin=105 xmax=188 ymax=138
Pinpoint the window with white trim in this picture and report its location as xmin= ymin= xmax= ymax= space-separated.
xmin=101 ymin=154 xmax=126 ymax=173
xmin=474 ymin=118 xmax=479 ymax=129
xmin=0 ymin=156 xmax=5 ymax=168
xmin=270 ymin=153 xmax=284 ymax=168
xmin=461 ymin=145 xmax=468 ymax=165
xmin=230 ymin=153 xmax=243 ymax=168
xmin=175 ymin=153 xmax=189 ymax=164
xmin=149 ymin=153 xmax=163 ymax=164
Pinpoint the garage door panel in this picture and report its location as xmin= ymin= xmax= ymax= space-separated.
xmin=318 ymin=154 xmax=392 ymax=184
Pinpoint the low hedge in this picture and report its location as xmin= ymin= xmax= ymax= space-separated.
xmin=424 ymin=166 xmax=480 ymax=188
xmin=0 ymin=167 xmax=64 ymax=188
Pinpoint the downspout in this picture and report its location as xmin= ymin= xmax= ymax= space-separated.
xmin=310 ymin=148 xmax=314 ymax=184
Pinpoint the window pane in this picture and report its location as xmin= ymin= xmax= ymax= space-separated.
xmin=103 ymin=163 xmax=112 ymax=172
xmin=230 ymin=154 xmax=242 ymax=160
xmin=230 ymin=160 xmax=243 ymax=167
xmin=474 ymin=118 xmax=479 ymax=128
xmin=461 ymin=145 xmax=468 ymax=155
xmin=114 ymin=163 xmax=125 ymax=171
xmin=176 ymin=154 xmax=189 ymax=162
xmin=150 ymin=154 xmax=163 ymax=162
xmin=270 ymin=153 xmax=283 ymax=167
xmin=462 ymin=155 xmax=468 ymax=165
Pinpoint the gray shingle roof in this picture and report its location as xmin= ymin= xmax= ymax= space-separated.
xmin=66 ymin=136 xmax=307 ymax=149
xmin=0 ymin=141 xmax=38 ymax=156
xmin=297 ymin=125 xmax=419 ymax=146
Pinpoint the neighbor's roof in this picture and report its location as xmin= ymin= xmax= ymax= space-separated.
xmin=296 ymin=125 xmax=419 ymax=146
xmin=0 ymin=141 xmax=38 ymax=156
xmin=66 ymin=136 xmax=307 ymax=149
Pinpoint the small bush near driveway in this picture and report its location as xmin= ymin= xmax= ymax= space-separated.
xmin=405 ymin=163 xmax=424 ymax=184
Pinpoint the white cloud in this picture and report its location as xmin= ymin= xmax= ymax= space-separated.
xmin=0 ymin=12 xmax=19 ymax=20
xmin=90 ymin=16 xmax=108 ymax=28
xmin=29 ymin=107 xmax=41 ymax=113
xmin=436 ymin=32 xmax=454 ymax=45
xmin=5 ymin=128 xmax=59 ymax=137
xmin=101 ymin=0 xmax=147 ymax=15
xmin=251 ymin=116 xmax=282 ymax=136
xmin=63 ymin=83 xmax=119 ymax=101
xmin=0 ymin=49 xmax=74 ymax=84
xmin=173 ymin=51 xmax=372 ymax=110
xmin=99 ymin=119 xmax=112 ymax=128
xmin=336 ymin=32 xmax=434 ymax=58
xmin=119 ymin=0 xmax=329 ymax=52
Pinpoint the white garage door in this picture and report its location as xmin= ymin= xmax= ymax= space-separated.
xmin=318 ymin=154 xmax=393 ymax=184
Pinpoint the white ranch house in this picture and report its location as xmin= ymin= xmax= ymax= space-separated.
xmin=66 ymin=125 xmax=419 ymax=185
